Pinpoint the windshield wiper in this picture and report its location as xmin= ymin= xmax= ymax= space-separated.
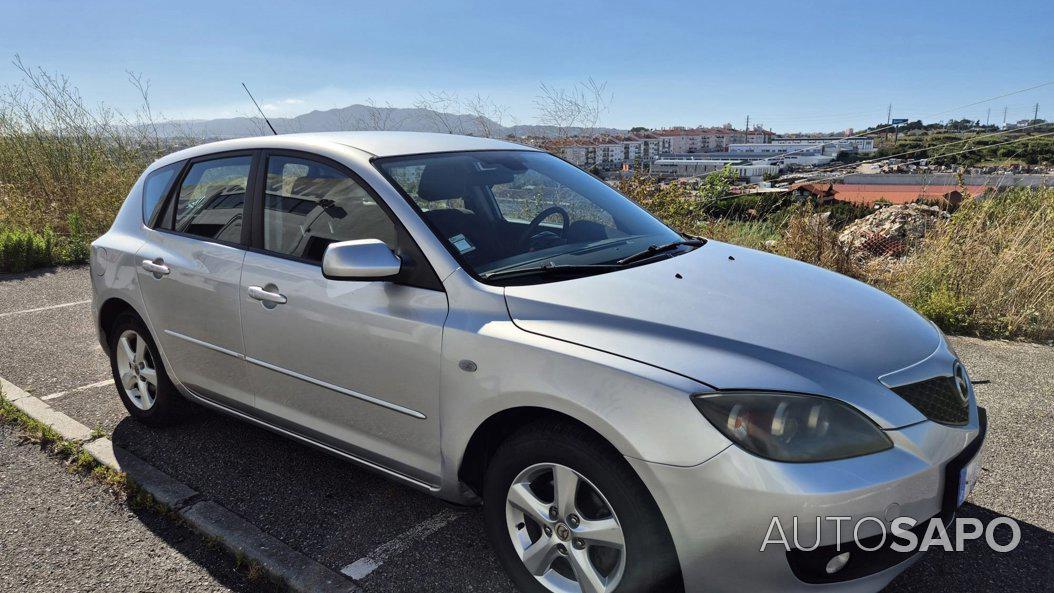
xmin=615 ymin=239 xmax=706 ymax=266
xmin=480 ymin=261 xmax=623 ymax=281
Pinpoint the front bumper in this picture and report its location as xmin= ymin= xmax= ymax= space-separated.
xmin=629 ymin=407 xmax=985 ymax=593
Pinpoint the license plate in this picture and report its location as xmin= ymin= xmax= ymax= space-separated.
xmin=957 ymin=451 xmax=982 ymax=506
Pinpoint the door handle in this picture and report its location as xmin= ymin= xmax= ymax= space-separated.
xmin=248 ymin=285 xmax=288 ymax=305
xmin=141 ymin=259 xmax=170 ymax=276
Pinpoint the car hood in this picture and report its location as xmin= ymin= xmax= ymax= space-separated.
xmin=504 ymin=241 xmax=939 ymax=428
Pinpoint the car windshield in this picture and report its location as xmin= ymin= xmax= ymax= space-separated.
xmin=375 ymin=150 xmax=687 ymax=283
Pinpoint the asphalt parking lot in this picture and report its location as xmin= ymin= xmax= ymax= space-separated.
xmin=1 ymin=265 xmax=1052 ymax=592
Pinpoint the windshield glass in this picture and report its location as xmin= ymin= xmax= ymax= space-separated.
xmin=375 ymin=150 xmax=684 ymax=282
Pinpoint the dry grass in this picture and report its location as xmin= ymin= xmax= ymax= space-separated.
xmin=893 ymin=188 xmax=1054 ymax=341
xmin=0 ymin=58 xmax=170 ymax=271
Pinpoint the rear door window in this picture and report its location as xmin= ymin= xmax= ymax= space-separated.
xmin=171 ymin=156 xmax=252 ymax=242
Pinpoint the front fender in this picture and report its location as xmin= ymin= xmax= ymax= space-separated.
xmin=437 ymin=314 xmax=732 ymax=502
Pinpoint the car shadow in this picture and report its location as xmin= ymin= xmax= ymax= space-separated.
xmin=885 ymin=503 xmax=1054 ymax=591
xmin=0 ymin=265 xmax=65 ymax=281
xmin=109 ymin=406 xmax=516 ymax=592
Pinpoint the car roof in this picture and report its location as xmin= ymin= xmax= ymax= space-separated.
xmin=151 ymin=131 xmax=539 ymax=170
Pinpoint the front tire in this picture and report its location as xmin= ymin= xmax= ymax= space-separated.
xmin=108 ymin=312 xmax=191 ymax=426
xmin=483 ymin=420 xmax=682 ymax=593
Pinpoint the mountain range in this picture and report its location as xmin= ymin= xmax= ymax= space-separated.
xmin=152 ymin=104 xmax=623 ymax=139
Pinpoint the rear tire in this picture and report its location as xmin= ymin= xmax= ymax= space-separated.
xmin=482 ymin=419 xmax=682 ymax=593
xmin=108 ymin=312 xmax=191 ymax=426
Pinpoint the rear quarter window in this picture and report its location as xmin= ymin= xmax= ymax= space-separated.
xmin=142 ymin=162 xmax=182 ymax=225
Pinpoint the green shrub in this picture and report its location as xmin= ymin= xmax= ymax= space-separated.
xmin=0 ymin=227 xmax=56 ymax=273
xmin=64 ymin=212 xmax=91 ymax=264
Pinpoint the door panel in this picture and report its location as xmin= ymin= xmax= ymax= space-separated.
xmin=135 ymin=153 xmax=254 ymax=410
xmin=238 ymin=151 xmax=447 ymax=484
xmin=240 ymin=252 xmax=447 ymax=482
xmin=136 ymin=230 xmax=252 ymax=409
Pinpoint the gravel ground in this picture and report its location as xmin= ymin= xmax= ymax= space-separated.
xmin=0 ymin=266 xmax=1051 ymax=592
xmin=0 ymin=425 xmax=276 ymax=593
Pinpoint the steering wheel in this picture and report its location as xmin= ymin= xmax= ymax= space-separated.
xmin=520 ymin=206 xmax=570 ymax=249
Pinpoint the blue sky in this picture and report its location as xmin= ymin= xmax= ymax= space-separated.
xmin=1 ymin=0 xmax=1051 ymax=132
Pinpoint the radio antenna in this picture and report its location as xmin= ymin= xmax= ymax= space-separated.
xmin=241 ymin=82 xmax=278 ymax=135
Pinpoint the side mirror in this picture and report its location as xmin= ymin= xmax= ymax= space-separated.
xmin=322 ymin=239 xmax=401 ymax=280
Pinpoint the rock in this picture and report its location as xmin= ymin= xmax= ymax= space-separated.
xmin=838 ymin=203 xmax=950 ymax=258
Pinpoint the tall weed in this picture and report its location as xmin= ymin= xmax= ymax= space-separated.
xmin=894 ymin=188 xmax=1054 ymax=341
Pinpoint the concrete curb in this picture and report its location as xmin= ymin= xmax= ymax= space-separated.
xmin=11 ymin=391 xmax=94 ymax=442
xmin=83 ymin=438 xmax=199 ymax=509
xmin=1 ymin=379 xmax=360 ymax=593
xmin=181 ymin=501 xmax=360 ymax=593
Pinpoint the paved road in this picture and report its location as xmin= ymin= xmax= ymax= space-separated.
xmin=1 ymin=265 xmax=1051 ymax=592
xmin=0 ymin=425 xmax=277 ymax=593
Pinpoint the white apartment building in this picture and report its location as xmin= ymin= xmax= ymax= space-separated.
xmin=559 ymin=135 xmax=665 ymax=168
xmin=727 ymin=143 xmax=826 ymax=156
xmin=561 ymin=145 xmax=590 ymax=166
xmin=771 ymin=136 xmax=876 ymax=153
xmin=556 ymin=128 xmax=775 ymax=168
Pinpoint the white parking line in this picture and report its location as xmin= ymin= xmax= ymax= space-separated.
xmin=340 ymin=508 xmax=464 ymax=580
xmin=0 ymin=299 xmax=91 ymax=318
xmin=41 ymin=379 xmax=115 ymax=401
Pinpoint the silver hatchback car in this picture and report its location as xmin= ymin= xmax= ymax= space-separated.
xmin=91 ymin=132 xmax=985 ymax=593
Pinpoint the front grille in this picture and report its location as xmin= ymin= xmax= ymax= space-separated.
xmin=891 ymin=376 xmax=969 ymax=425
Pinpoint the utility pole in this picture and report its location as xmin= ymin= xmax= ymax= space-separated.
xmin=1003 ymin=106 xmax=1008 ymax=127
xmin=986 ymin=108 xmax=991 ymax=127
xmin=745 ymin=115 xmax=750 ymax=134
xmin=1034 ymin=103 xmax=1041 ymax=123
xmin=886 ymin=104 xmax=892 ymax=125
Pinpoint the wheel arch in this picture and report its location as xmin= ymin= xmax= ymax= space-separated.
xmin=457 ymin=406 xmax=621 ymax=498
xmin=97 ymin=297 xmax=147 ymax=355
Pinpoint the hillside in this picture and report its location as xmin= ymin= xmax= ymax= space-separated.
xmin=150 ymin=104 xmax=623 ymax=139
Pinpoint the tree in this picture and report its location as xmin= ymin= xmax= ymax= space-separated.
xmin=534 ymin=77 xmax=611 ymax=138
xmin=412 ymin=92 xmax=509 ymax=137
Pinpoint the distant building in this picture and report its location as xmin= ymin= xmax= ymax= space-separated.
xmin=655 ymin=126 xmax=773 ymax=153
xmin=551 ymin=127 xmax=776 ymax=169
xmin=788 ymin=182 xmax=837 ymax=201
xmin=652 ymin=158 xmax=778 ymax=180
xmin=771 ymin=136 xmax=876 ymax=153
xmin=709 ymin=146 xmax=836 ymax=167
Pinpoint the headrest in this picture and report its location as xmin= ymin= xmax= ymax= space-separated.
xmin=417 ymin=160 xmax=469 ymax=201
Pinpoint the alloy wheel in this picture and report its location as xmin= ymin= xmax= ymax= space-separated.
xmin=115 ymin=329 xmax=158 ymax=410
xmin=505 ymin=462 xmax=626 ymax=593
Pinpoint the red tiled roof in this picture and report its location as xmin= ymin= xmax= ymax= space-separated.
xmin=789 ymin=182 xmax=835 ymax=195
xmin=831 ymin=185 xmax=991 ymax=205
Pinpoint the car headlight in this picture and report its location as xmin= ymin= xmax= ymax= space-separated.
xmin=692 ymin=392 xmax=893 ymax=462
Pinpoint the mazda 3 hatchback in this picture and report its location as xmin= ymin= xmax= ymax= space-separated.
xmin=91 ymin=132 xmax=985 ymax=593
